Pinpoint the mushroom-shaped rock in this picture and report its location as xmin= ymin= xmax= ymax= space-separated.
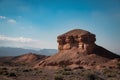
xmin=57 ymin=29 xmax=96 ymax=54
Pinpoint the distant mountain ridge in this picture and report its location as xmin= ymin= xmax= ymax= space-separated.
xmin=0 ymin=47 xmax=57 ymax=56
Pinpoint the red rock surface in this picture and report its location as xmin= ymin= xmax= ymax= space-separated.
xmin=57 ymin=29 xmax=96 ymax=54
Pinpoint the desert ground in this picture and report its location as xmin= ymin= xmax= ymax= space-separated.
xmin=0 ymin=62 xmax=120 ymax=80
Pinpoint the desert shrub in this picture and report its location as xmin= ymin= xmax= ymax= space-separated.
xmin=23 ymin=69 xmax=29 ymax=72
xmin=19 ymin=62 xmax=26 ymax=66
xmin=103 ymin=69 xmax=116 ymax=77
xmin=34 ymin=68 xmax=38 ymax=70
xmin=0 ymin=70 xmax=9 ymax=75
xmin=3 ymin=61 xmax=12 ymax=66
xmin=14 ymin=68 xmax=20 ymax=72
xmin=103 ymin=69 xmax=111 ymax=74
xmin=8 ymin=72 xmax=16 ymax=77
xmin=85 ymin=74 xmax=96 ymax=80
xmin=0 ymin=67 xmax=9 ymax=76
xmin=106 ymin=72 xmax=116 ymax=77
xmin=84 ymin=72 xmax=104 ymax=80
xmin=38 ymin=70 xmax=42 ymax=73
xmin=62 ymin=71 xmax=72 ymax=75
xmin=54 ymin=75 xmax=63 ymax=80
xmin=55 ymin=70 xmax=63 ymax=74
xmin=63 ymin=68 xmax=71 ymax=71
xmin=117 ymin=62 xmax=120 ymax=69
xmin=23 ymin=69 xmax=32 ymax=72
xmin=1 ymin=67 xmax=7 ymax=70
xmin=57 ymin=68 xmax=73 ymax=75
xmin=81 ymin=70 xmax=99 ymax=80
xmin=36 ymin=70 xmax=42 ymax=74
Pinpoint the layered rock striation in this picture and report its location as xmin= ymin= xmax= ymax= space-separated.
xmin=57 ymin=29 xmax=96 ymax=53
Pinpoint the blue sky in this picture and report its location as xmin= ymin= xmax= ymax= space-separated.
xmin=0 ymin=0 xmax=120 ymax=54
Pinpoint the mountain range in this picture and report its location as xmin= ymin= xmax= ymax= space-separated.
xmin=0 ymin=47 xmax=57 ymax=56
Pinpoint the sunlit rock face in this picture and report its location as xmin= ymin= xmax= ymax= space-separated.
xmin=57 ymin=29 xmax=96 ymax=54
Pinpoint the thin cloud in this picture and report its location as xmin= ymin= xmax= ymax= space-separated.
xmin=0 ymin=35 xmax=37 ymax=43
xmin=0 ymin=16 xmax=17 ymax=24
xmin=0 ymin=16 xmax=6 ymax=19
xmin=0 ymin=35 xmax=49 ymax=49
xmin=7 ymin=19 xmax=16 ymax=24
xmin=18 ymin=16 xmax=22 ymax=18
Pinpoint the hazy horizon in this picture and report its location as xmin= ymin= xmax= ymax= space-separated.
xmin=0 ymin=0 xmax=120 ymax=54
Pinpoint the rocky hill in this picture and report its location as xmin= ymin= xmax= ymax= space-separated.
xmin=34 ymin=29 xmax=120 ymax=69
xmin=0 ymin=53 xmax=47 ymax=66
xmin=12 ymin=53 xmax=46 ymax=64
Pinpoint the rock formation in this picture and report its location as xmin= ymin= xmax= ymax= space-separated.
xmin=57 ymin=29 xmax=96 ymax=53
xmin=34 ymin=29 xmax=120 ymax=69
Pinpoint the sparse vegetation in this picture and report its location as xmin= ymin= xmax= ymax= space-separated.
xmin=1 ymin=67 xmax=7 ymax=70
xmin=103 ymin=69 xmax=116 ymax=78
xmin=23 ymin=69 xmax=32 ymax=72
xmin=117 ymin=62 xmax=120 ymax=69
xmin=8 ymin=72 xmax=16 ymax=77
xmin=54 ymin=75 xmax=63 ymax=80
xmin=62 ymin=71 xmax=71 ymax=75
xmin=0 ymin=70 xmax=9 ymax=75
xmin=63 ymin=67 xmax=71 ymax=71
xmin=85 ymin=73 xmax=96 ymax=80
xmin=0 ymin=66 xmax=120 ymax=80
xmin=3 ymin=61 xmax=12 ymax=66
xmin=0 ymin=67 xmax=9 ymax=76
xmin=56 ymin=68 xmax=73 ymax=75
